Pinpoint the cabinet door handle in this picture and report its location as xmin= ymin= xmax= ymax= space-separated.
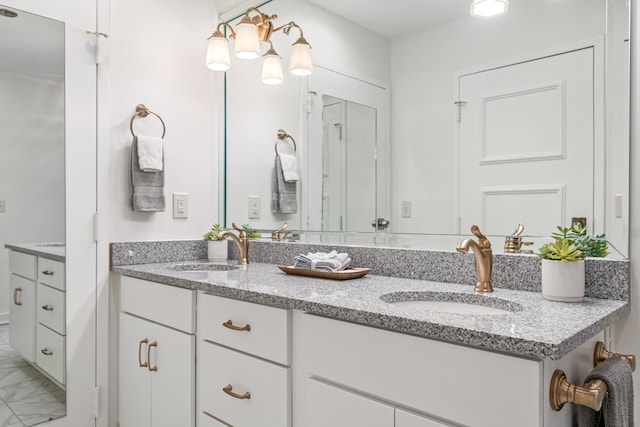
xmin=222 ymin=320 xmax=251 ymax=332
xmin=147 ymin=341 xmax=158 ymax=372
xmin=41 ymin=304 xmax=54 ymax=311
xmin=222 ymin=384 xmax=251 ymax=400
xmin=41 ymin=348 xmax=53 ymax=356
xmin=42 ymin=270 xmax=54 ymax=276
xmin=13 ymin=288 xmax=22 ymax=306
xmin=138 ymin=338 xmax=149 ymax=368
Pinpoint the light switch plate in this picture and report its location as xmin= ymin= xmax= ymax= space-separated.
xmin=401 ymin=201 xmax=412 ymax=218
xmin=248 ymin=196 xmax=261 ymax=219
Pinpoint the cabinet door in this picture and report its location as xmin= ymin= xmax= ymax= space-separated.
xmin=396 ymin=409 xmax=450 ymax=427
xmin=119 ymin=313 xmax=152 ymax=427
xmin=306 ymin=378 xmax=394 ymax=427
xmin=9 ymin=274 xmax=36 ymax=362
xmin=149 ymin=316 xmax=195 ymax=427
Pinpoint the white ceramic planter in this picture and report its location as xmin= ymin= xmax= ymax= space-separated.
xmin=540 ymin=259 xmax=585 ymax=302
xmin=207 ymin=240 xmax=228 ymax=262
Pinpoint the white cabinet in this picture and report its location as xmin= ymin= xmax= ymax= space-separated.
xmin=9 ymin=271 xmax=36 ymax=362
xmin=119 ymin=277 xmax=196 ymax=427
xmin=197 ymin=293 xmax=291 ymax=427
xmin=396 ymin=409 xmax=450 ymax=427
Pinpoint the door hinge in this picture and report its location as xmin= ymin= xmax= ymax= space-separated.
xmin=93 ymin=212 xmax=100 ymax=242
xmin=86 ymin=30 xmax=108 ymax=65
xmin=454 ymin=100 xmax=467 ymax=122
xmin=93 ymin=386 xmax=101 ymax=418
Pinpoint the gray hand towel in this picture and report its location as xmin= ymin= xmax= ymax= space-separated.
xmin=577 ymin=357 xmax=634 ymax=427
xmin=131 ymin=136 xmax=165 ymax=212
xmin=271 ymin=154 xmax=297 ymax=214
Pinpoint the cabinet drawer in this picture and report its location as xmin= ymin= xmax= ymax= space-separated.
xmin=38 ymin=258 xmax=65 ymax=291
xmin=36 ymin=324 xmax=65 ymax=385
xmin=307 ymin=378 xmax=394 ymax=427
xmin=9 ymin=251 xmax=36 ymax=280
xmin=37 ymin=283 xmax=65 ymax=335
xmin=199 ymin=293 xmax=290 ymax=365
xmin=199 ymin=342 xmax=290 ymax=427
xmin=396 ymin=408 xmax=451 ymax=427
xmin=121 ymin=276 xmax=195 ymax=333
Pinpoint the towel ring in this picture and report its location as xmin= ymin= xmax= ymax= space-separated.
xmin=130 ymin=104 xmax=166 ymax=139
xmin=275 ymin=129 xmax=296 ymax=155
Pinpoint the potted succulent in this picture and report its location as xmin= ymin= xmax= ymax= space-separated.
xmin=537 ymin=224 xmax=609 ymax=302
xmin=203 ymin=223 xmax=228 ymax=262
xmin=241 ymin=223 xmax=262 ymax=239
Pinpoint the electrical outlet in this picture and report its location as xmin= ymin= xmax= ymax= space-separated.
xmin=248 ymin=196 xmax=261 ymax=219
xmin=401 ymin=201 xmax=412 ymax=218
xmin=0 ymin=200 xmax=5 ymax=213
xmin=173 ymin=193 xmax=188 ymax=218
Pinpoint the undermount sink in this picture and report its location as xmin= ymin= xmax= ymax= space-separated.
xmin=166 ymin=263 xmax=240 ymax=272
xmin=380 ymin=291 xmax=523 ymax=315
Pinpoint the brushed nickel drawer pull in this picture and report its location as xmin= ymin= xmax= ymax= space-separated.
xmin=138 ymin=338 xmax=149 ymax=368
xmin=42 ymin=270 xmax=54 ymax=276
xmin=41 ymin=304 xmax=54 ymax=311
xmin=223 ymin=384 xmax=251 ymax=400
xmin=13 ymin=288 xmax=22 ymax=306
xmin=41 ymin=348 xmax=53 ymax=356
xmin=222 ymin=320 xmax=251 ymax=332
xmin=147 ymin=341 xmax=158 ymax=372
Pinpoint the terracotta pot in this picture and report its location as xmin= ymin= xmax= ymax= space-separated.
xmin=207 ymin=240 xmax=228 ymax=262
xmin=541 ymin=259 xmax=585 ymax=302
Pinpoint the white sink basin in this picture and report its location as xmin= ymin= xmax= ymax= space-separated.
xmin=380 ymin=291 xmax=523 ymax=315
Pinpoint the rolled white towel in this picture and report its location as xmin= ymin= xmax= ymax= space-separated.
xmin=279 ymin=153 xmax=298 ymax=182
xmin=294 ymin=251 xmax=352 ymax=272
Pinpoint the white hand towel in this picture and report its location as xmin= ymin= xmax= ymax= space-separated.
xmin=279 ymin=153 xmax=298 ymax=182
xmin=137 ymin=135 xmax=164 ymax=172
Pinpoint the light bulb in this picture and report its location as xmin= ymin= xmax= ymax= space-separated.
xmin=289 ymin=37 xmax=312 ymax=76
xmin=470 ymin=0 xmax=508 ymax=17
xmin=205 ymin=32 xmax=231 ymax=71
xmin=234 ymin=16 xmax=260 ymax=59
xmin=261 ymin=48 xmax=283 ymax=85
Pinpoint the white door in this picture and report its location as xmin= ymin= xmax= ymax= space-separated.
xmin=458 ymin=47 xmax=598 ymax=236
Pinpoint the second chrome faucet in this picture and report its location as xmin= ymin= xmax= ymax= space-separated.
xmin=457 ymin=225 xmax=493 ymax=292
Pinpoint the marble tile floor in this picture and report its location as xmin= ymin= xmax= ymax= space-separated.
xmin=0 ymin=325 xmax=65 ymax=427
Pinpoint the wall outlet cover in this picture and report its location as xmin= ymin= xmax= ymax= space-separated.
xmin=173 ymin=193 xmax=188 ymax=218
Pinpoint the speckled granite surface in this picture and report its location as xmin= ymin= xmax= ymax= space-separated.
xmin=5 ymin=242 xmax=66 ymax=262
xmin=111 ymin=239 xmax=630 ymax=300
xmin=112 ymin=259 xmax=629 ymax=360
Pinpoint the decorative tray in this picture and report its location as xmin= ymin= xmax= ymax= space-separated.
xmin=277 ymin=265 xmax=371 ymax=280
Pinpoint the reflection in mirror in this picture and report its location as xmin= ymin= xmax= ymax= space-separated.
xmin=0 ymin=4 xmax=66 ymax=425
xmin=224 ymin=0 xmax=629 ymax=257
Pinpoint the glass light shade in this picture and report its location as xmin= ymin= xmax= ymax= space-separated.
xmin=234 ymin=18 xmax=260 ymax=59
xmin=470 ymin=0 xmax=508 ymax=17
xmin=261 ymin=50 xmax=283 ymax=85
xmin=289 ymin=38 xmax=313 ymax=76
xmin=205 ymin=34 xmax=231 ymax=71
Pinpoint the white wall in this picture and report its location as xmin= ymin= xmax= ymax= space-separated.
xmin=108 ymin=0 xmax=221 ymax=242
xmin=390 ymin=0 xmax=608 ymax=234
xmin=0 ymin=71 xmax=65 ymax=323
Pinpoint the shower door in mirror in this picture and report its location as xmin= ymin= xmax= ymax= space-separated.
xmin=458 ymin=46 xmax=599 ymax=236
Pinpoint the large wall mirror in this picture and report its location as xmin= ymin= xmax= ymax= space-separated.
xmin=0 ymin=4 xmax=66 ymax=425
xmin=224 ymin=0 xmax=630 ymax=257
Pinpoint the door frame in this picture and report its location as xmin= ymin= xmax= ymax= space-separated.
xmin=452 ymin=36 xmax=605 ymax=235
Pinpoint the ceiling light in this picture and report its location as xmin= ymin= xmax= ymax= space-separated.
xmin=206 ymin=6 xmax=313 ymax=84
xmin=470 ymin=0 xmax=509 ymax=17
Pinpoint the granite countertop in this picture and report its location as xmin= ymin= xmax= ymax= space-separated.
xmin=112 ymin=260 xmax=629 ymax=360
xmin=5 ymin=242 xmax=66 ymax=261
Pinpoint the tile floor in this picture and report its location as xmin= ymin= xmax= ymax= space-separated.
xmin=0 ymin=325 xmax=65 ymax=427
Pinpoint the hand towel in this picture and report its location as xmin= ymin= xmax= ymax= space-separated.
xmin=131 ymin=136 xmax=165 ymax=212
xmin=271 ymin=154 xmax=297 ymax=214
xmin=577 ymin=357 xmax=634 ymax=427
xmin=293 ymin=250 xmax=352 ymax=272
xmin=137 ymin=135 xmax=164 ymax=172
xmin=279 ymin=153 xmax=298 ymax=182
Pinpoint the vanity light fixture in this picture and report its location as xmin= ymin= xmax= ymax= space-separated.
xmin=470 ymin=0 xmax=508 ymax=17
xmin=205 ymin=6 xmax=313 ymax=85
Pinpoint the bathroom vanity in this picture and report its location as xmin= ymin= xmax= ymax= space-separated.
xmin=111 ymin=240 xmax=629 ymax=427
xmin=6 ymin=242 xmax=66 ymax=386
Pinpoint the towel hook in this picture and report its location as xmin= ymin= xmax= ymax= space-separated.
xmin=275 ymin=129 xmax=296 ymax=155
xmin=130 ymin=104 xmax=166 ymax=139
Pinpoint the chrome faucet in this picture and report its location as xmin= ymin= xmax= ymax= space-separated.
xmin=456 ymin=225 xmax=493 ymax=292
xmin=219 ymin=223 xmax=249 ymax=265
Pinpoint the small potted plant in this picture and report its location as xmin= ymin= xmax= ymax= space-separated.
xmin=204 ymin=223 xmax=228 ymax=262
xmin=241 ymin=223 xmax=262 ymax=239
xmin=537 ymin=224 xmax=609 ymax=302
